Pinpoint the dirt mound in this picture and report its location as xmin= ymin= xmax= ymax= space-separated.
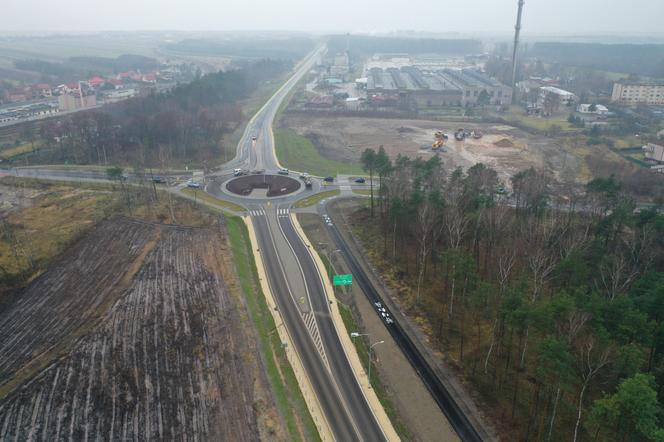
xmin=494 ymin=138 xmax=515 ymax=148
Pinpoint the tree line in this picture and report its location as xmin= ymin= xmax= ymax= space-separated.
xmin=360 ymin=147 xmax=664 ymax=441
xmin=531 ymin=42 xmax=664 ymax=79
xmin=32 ymin=59 xmax=291 ymax=168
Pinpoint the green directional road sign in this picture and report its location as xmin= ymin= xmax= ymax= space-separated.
xmin=333 ymin=274 xmax=353 ymax=286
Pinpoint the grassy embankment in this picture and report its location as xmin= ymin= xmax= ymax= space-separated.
xmin=225 ymin=217 xmax=320 ymax=442
xmin=180 ymin=187 xmax=245 ymax=213
xmin=272 ymin=70 xmax=365 ymax=177
xmin=274 ymin=128 xmax=364 ymax=177
xmin=496 ymin=105 xmax=578 ymax=133
xmin=336 ymin=303 xmax=411 ymax=440
xmin=293 ymin=190 xmax=340 ymax=208
xmin=0 ymin=143 xmax=37 ymax=160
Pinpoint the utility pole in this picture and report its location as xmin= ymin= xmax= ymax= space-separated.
xmin=511 ymin=0 xmax=525 ymax=98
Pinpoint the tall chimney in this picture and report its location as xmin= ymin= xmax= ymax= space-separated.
xmin=511 ymin=0 xmax=525 ymax=94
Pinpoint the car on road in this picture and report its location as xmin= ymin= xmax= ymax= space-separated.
xmin=251 ymin=135 xmax=257 ymax=141
xmin=299 ymin=172 xmax=310 ymax=180
xmin=152 ymin=176 xmax=165 ymax=184
xmin=233 ymin=168 xmax=244 ymax=177
xmin=278 ymin=168 xmax=289 ymax=175
xmin=354 ymin=177 xmax=366 ymax=183
xmin=305 ymin=178 xmax=313 ymax=188
xmin=250 ymin=169 xmax=265 ymax=174
xmin=323 ymin=176 xmax=334 ymax=183
xmin=186 ymin=180 xmax=201 ymax=188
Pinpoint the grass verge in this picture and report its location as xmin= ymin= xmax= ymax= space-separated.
xmin=274 ymin=128 xmax=364 ymax=177
xmin=352 ymin=189 xmax=372 ymax=196
xmin=337 ymin=301 xmax=412 ymax=440
xmin=181 ymin=187 xmax=245 ymax=213
xmin=1 ymin=143 xmax=36 ymax=160
xmin=225 ymin=216 xmax=320 ymax=442
xmin=293 ymin=190 xmax=340 ymax=208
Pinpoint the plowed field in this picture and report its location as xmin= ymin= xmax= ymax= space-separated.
xmin=0 ymin=217 xmax=283 ymax=441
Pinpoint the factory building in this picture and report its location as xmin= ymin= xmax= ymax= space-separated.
xmin=366 ymin=67 xmax=511 ymax=108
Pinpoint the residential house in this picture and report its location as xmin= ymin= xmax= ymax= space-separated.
xmin=643 ymin=142 xmax=664 ymax=164
xmin=577 ymin=103 xmax=609 ymax=115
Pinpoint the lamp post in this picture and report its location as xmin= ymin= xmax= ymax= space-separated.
xmin=350 ymin=332 xmax=384 ymax=388
xmin=368 ymin=340 xmax=384 ymax=388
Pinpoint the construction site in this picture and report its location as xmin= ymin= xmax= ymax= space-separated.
xmin=0 ymin=216 xmax=286 ymax=441
xmin=282 ymin=113 xmax=576 ymax=184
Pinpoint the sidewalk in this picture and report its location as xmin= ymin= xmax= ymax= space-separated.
xmin=328 ymin=198 xmax=498 ymax=442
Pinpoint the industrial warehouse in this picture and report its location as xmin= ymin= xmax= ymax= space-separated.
xmin=366 ymin=66 xmax=512 ymax=108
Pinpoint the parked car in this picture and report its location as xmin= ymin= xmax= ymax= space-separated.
xmin=354 ymin=177 xmax=366 ymax=183
xmin=324 ymin=176 xmax=334 ymax=183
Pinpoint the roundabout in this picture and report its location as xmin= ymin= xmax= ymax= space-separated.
xmin=224 ymin=174 xmax=302 ymax=198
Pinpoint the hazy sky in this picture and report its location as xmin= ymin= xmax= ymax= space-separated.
xmin=3 ymin=0 xmax=664 ymax=35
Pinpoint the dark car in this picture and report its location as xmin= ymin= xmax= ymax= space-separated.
xmin=152 ymin=176 xmax=165 ymax=183
xmin=354 ymin=177 xmax=366 ymax=183
xmin=324 ymin=176 xmax=334 ymax=182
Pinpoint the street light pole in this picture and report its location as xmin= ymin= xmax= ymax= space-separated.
xmin=368 ymin=340 xmax=384 ymax=388
xmin=350 ymin=332 xmax=384 ymax=389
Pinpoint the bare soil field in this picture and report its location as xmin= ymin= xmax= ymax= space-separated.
xmin=283 ymin=114 xmax=578 ymax=184
xmin=0 ymin=217 xmax=285 ymax=441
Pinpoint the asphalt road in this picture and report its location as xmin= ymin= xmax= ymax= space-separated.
xmin=320 ymin=201 xmax=485 ymax=442
xmin=228 ymin=47 xmax=386 ymax=441
xmin=0 ymin=46 xmax=389 ymax=441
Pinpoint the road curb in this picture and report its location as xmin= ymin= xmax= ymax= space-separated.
xmin=242 ymin=216 xmax=334 ymax=442
xmin=289 ymin=213 xmax=401 ymax=442
xmin=328 ymin=199 xmax=498 ymax=441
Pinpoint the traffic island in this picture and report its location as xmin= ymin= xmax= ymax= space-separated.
xmin=226 ymin=174 xmax=301 ymax=197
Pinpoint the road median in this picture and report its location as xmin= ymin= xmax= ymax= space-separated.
xmin=289 ymin=213 xmax=401 ymax=442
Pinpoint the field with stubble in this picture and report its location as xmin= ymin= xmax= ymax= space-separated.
xmin=0 ymin=217 xmax=285 ymax=441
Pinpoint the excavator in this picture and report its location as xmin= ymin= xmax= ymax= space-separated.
xmin=432 ymin=130 xmax=448 ymax=150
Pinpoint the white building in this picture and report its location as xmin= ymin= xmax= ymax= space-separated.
xmin=101 ymin=88 xmax=137 ymax=104
xmin=539 ymin=86 xmax=577 ymax=105
xmin=577 ymin=103 xmax=609 ymax=115
xmin=612 ymin=82 xmax=664 ymax=105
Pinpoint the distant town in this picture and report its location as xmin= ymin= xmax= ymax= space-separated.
xmin=0 ymin=62 xmax=200 ymax=126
